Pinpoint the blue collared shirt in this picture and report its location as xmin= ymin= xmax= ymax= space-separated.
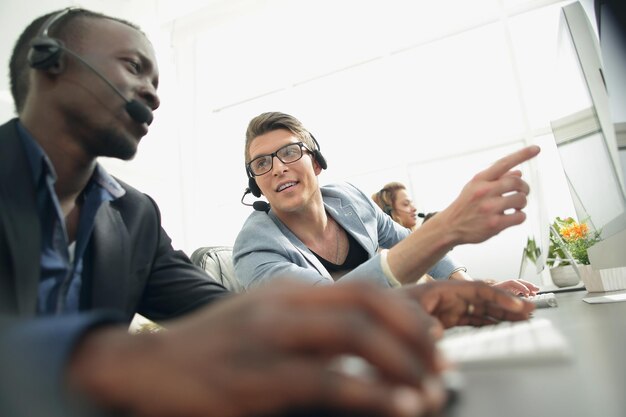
xmin=17 ymin=122 xmax=125 ymax=315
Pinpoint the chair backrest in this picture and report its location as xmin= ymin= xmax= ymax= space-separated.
xmin=190 ymin=246 xmax=244 ymax=292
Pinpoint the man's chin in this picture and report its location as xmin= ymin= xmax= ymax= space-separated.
xmin=102 ymin=141 xmax=139 ymax=161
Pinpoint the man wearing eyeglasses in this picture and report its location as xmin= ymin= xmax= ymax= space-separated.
xmin=239 ymin=128 xmax=462 ymax=286
xmin=234 ymin=111 xmax=541 ymax=302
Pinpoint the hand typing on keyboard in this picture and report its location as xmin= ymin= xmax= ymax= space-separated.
xmin=401 ymin=280 xmax=536 ymax=329
xmin=489 ymin=278 xmax=540 ymax=297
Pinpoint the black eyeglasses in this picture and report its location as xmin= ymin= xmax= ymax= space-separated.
xmin=247 ymin=142 xmax=311 ymax=176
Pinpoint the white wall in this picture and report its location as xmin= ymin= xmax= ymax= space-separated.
xmin=3 ymin=0 xmax=600 ymax=282
xmin=162 ymin=0 xmax=583 ymax=281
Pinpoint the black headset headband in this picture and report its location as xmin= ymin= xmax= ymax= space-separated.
xmin=377 ymin=188 xmax=393 ymax=216
xmin=42 ymin=8 xmax=73 ymax=37
xmin=27 ymin=8 xmax=74 ymax=69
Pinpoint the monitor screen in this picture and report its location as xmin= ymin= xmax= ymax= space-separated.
xmin=554 ymin=122 xmax=626 ymax=234
xmin=550 ymin=1 xmax=626 ymax=270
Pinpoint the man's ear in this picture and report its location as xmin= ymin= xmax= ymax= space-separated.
xmin=312 ymin=155 xmax=323 ymax=175
xmin=44 ymin=56 xmax=65 ymax=75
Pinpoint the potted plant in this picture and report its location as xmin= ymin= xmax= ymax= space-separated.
xmin=548 ymin=217 xmax=601 ymax=287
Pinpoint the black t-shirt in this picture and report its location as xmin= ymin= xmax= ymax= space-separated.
xmin=312 ymin=231 xmax=368 ymax=274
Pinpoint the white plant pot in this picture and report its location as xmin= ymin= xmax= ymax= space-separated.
xmin=549 ymin=265 xmax=580 ymax=288
xmin=578 ymin=265 xmax=626 ymax=292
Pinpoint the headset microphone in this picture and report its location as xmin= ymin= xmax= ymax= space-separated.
xmin=28 ymin=8 xmax=154 ymax=125
xmin=240 ymin=187 xmax=270 ymax=213
xmin=253 ymin=201 xmax=270 ymax=212
xmin=124 ymin=96 xmax=154 ymax=125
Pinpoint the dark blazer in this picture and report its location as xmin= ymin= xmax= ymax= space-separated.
xmin=0 ymin=119 xmax=229 ymax=321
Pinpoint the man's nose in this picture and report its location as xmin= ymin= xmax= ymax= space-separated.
xmin=271 ymin=155 xmax=288 ymax=175
xmin=139 ymin=82 xmax=160 ymax=111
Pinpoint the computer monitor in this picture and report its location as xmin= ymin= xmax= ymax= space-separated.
xmin=550 ymin=1 xmax=626 ymax=274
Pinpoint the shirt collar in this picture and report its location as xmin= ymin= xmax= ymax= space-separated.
xmin=16 ymin=120 xmax=57 ymax=186
xmin=92 ymin=164 xmax=125 ymax=199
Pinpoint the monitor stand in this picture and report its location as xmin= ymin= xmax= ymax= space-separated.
xmin=587 ymin=212 xmax=626 ymax=291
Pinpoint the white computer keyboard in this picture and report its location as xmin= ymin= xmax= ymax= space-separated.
xmin=438 ymin=318 xmax=571 ymax=367
xmin=525 ymin=292 xmax=558 ymax=308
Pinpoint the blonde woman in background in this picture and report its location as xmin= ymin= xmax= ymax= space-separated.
xmin=372 ymin=181 xmax=540 ymax=295
xmin=372 ymin=182 xmax=423 ymax=231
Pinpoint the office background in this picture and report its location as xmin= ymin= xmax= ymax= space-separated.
xmin=1 ymin=0 xmax=608 ymax=282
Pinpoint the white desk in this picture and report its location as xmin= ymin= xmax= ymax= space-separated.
xmin=447 ymin=290 xmax=626 ymax=417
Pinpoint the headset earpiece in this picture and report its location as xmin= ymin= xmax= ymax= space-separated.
xmin=313 ymin=149 xmax=328 ymax=170
xmin=28 ymin=9 xmax=73 ymax=70
xmin=376 ymin=189 xmax=393 ymax=216
xmin=246 ymin=164 xmax=262 ymax=197
xmin=382 ymin=201 xmax=393 ymax=216
xmin=248 ymin=176 xmax=262 ymax=198
xmin=310 ymin=135 xmax=328 ymax=170
xmin=28 ymin=36 xmax=63 ymax=70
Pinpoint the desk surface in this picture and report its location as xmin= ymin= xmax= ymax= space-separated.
xmin=447 ymin=290 xmax=626 ymax=417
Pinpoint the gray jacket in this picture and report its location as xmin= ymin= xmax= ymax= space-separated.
xmin=233 ymin=182 xmax=463 ymax=289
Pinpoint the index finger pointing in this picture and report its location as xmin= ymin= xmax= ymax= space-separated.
xmin=475 ymin=145 xmax=540 ymax=182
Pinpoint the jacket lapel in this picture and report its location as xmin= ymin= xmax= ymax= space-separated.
xmin=0 ymin=120 xmax=41 ymax=315
xmin=267 ymin=193 xmax=378 ymax=278
xmin=324 ymin=196 xmax=377 ymax=256
xmin=89 ymin=202 xmax=131 ymax=312
xmin=268 ymin=211 xmax=332 ymax=279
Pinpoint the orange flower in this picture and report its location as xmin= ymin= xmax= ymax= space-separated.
xmin=549 ymin=217 xmax=601 ymax=265
xmin=560 ymin=221 xmax=588 ymax=242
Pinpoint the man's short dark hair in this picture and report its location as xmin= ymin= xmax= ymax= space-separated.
xmin=9 ymin=8 xmax=140 ymax=114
